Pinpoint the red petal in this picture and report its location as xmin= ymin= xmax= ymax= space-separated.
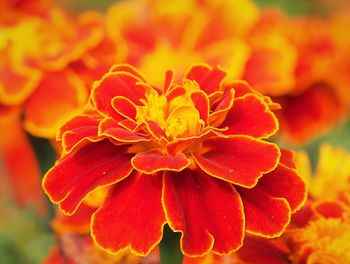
xmin=237 ymin=186 xmax=291 ymax=237
xmin=60 ymin=115 xmax=101 ymax=154
xmin=280 ymin=83 xmax=341 ymax=143
xmin=92 ymin=172 xmax=165 ymax=256
xmin=220 ymin=94 xmax=278 ymax=138
xmin=164 ymin=69 xmax=175 ymax=92
xmin=111 ymin=96 xmax=137 ymax=120
xmin=43 ymin=140 xmax=133 ymax=215
xmin=163 ymin=169 xmax=244 ymax=256
xmin=279 ymin=149 xmax=297 ymax=169
xmin=145 ymin=120 xmax=167 ymax=140
xmin=166 ymin=86 xmax=186 ymax=101
xmin=99 ymin=117 xmax=149 ymax=143
xmin=191 ymin=91 xmax=209 ymax=124
xmin=209 ymin=89 xmax=235 ymax=127
xmin=132 ymin=149 xmax=190 ymax=174
xmin=312 ymin=201 xmax=346 ymax=219
xmin=258 ymin=163 xmax=307 ymax=212
xmin=186 ymin=64 xmax=227 ymax=95
xmin=193 ymin=136 xmax=280 ymax=187
xmin=234 ymin=236 xmax=290 ymax=264
xmin=92 ymin=72 xmax=147 ymax=119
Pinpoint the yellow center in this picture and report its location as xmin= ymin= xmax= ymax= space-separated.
xmin=136 ymin=81 xmax=204 ymax=140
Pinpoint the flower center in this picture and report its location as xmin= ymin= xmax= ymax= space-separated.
xmin=136 ymin=82 xmax=204 ymax=140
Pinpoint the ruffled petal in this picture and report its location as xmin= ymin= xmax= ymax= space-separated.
xmin=185 ymin=64 xmax=227 ymax=95
xmin=111 ymin=96 xmax=137 ymax=120
xmin=92 ymin=71 xmax=148 ymax=119
xmin=132 ymin=149 xmax=190 ymax=174
xmin=258 ymin=162 xmax=307 ymax=212
xmin=92 ymin=172 xmax=165 ymax=256
xmin=191 ymin=91 xmax=209 ymax=124
xmin=99 ymin=117 xmax=149 ymax=143
xmin=237 ymin=186 xmax=291 ymax=237
xmin=192 ymin=136 xmax=280 ymax=187
xmin=60 ymin=115 xmax=101 ymax=154
xmin=43 ymin=140 xmax=133 ymax=215
xmin=163 ymin=169 xmax=244 ymax=257
xmin=220 ymin=94 xmax=278 ymax=138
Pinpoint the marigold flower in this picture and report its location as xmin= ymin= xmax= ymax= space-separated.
xmin=0 ymin=3 xmax=107 ymax=137
xmin=43 ymin=64 xmax=306 ymax=257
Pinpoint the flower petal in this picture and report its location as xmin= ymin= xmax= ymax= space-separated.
xmin=185 ymin=64 xmax=227 ymax=95
xmin=258 ymin=164 xmax=307 ymax=212
xmin=111 ymin=96 xmax=137 ymax=120
xmin=92 ymin=71 xmax=147 ymax=119
xmin=99 ymin=117 xmax=149 ymax=143
xmin=43 ymin=140 xmax=133 ymax=215
xmin=132 ymin=150 xmax=190 ymax=174
xmin=220 ymin=94 xmax=278 ymax=138
xmin=163 ymin=169 xmax=244 ymax=257
xmin=192 ymin=136 xmax=280 ymax=188
xmin=60 ymin=115 xmax=101 ymax=154
xmin=191 ymin=91 xmax=209 ymax=124
xmin=92 ymin=172 xmax=165 ymax=256
xmin=237 ymin=186 xmax=291 ymax=237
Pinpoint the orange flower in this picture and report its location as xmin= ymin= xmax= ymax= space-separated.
xmin=43 ymin=64 xmax=306 ymax=257
xmin=278 ymin=144 xmax=350 ymax=263
xmin=0 ymin=2 xmax=108 ymax=137
xmin=105 ymin=0 xmax=349 ymax=143
xmin=106 ymin=0 xmax=258 ymax=85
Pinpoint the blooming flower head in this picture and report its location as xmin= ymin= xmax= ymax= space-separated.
xmin=106 ymin=0 xmax=258 ymax=85
xmin=43 ymin=64 xmax=306 ymax=257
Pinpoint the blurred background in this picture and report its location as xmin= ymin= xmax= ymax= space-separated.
xmin=1 ymin=0 xmax=350 ymax=263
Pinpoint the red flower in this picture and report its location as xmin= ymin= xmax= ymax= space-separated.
xmin=43 ymin=64 xmax=306 ymax=257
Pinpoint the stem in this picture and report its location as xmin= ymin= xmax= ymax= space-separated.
xmin=159 ymin=225 xmax=183 ymax=264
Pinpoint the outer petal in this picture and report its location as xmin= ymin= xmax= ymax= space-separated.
xmin=192 ymin=136 xmax=280 ymax=188
xmin=132 ymin=149 xmax=190 ymax=174
xmin=60 ymin=115 xmax=101 ymax=154
xmin=185 ymin=64 xmax=227 ymax=95
xmin=0 ymin=115 xmax=45 ymax=213
xmin=258 ymin=164 xmax=307 ymax=212
xmin=43 ymin=140 xmax=133 ymax=215
xmin=233 ymin=236 xmax=290 ymax=264
xmin=92 ymin=71 xmax=147 ymax=119
xmin=163 ymin=169 xmax=244 ymax=257
xmin=99 ymin=117 xmax=149 ymax=143
xmin=24 ymin=70 xmax=87 ymax=138
xmin=279 ymin=83 xmax=341 ymax=143
xmin=237 ymin=186 xmax=291 ymax=237
xmin=220 ymin=94 xmax=278 ymax=138
xmin=92 ymin=172 xmax=165 ymax=256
